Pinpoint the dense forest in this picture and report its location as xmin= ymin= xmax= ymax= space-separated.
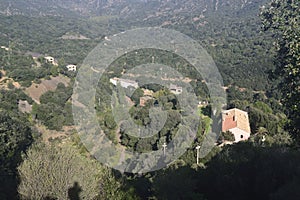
xmin=0 ymin=0 xmax=299 ymax=199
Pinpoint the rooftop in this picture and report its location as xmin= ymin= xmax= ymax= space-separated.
xmin=222 ymin=108 xmax=251 ymax=134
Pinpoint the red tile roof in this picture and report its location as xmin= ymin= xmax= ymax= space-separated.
xmin=222 ymin=117 xmax=237 ymax=132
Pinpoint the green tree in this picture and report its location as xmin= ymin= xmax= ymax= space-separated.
xmin=0 ymin=111 xmax=33 ymax=200
xmin=220 ymin=131 xmax=235 ymax=142
xmin=0 ymin=111 xmax=32 ymax=174
xmin=131 ymin=88 xmax=144 ymax=105
xmin=34 ymin=84 xmax=73 ymax=130
xmin=261 ymin=0 xmax=300 ymax=139
xmin=18 ymin=143 xmax=128 ymax=200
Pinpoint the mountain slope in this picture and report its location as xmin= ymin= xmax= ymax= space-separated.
xmin=0 ymin=0 xmax=274 ymax=90
xmin=0 ymin=0 xmax=268 ymax=17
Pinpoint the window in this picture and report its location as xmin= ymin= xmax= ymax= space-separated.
xmin=240 ymin=135 xmax=244 ymax=139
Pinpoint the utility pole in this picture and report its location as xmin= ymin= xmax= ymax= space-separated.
xmin=162 ymin=142 xmax=167 ymax=156
xmin=196 ymin=145 xmax=201 ymax=165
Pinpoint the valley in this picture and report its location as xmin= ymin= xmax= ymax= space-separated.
xmin=0 ymin=0 xmax=299 ymax=199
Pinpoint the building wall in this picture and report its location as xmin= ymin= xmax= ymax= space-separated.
xmin=229 ymin=127 xmax=251 ymax=142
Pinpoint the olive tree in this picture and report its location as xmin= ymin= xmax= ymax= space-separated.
xmin=18 ymin=144 xmax=125 ymax=200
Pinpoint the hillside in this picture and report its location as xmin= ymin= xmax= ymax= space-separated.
xmin=0 ymin=0 xmax=268 ymax=17
xmin=1 ymin=0 xmax=300 ymax=199
xmin=0 ymin=0 xmax=274 ymax=90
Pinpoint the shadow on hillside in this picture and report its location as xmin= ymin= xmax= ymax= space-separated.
xmin=127 ymin=142 xmax=300 ymax=200
xmin=0 ymin=174 xmax=19 ymax=200
xmin=68 ymin=182 xmax=82 ymax=200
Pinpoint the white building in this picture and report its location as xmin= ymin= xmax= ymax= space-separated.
xmin=66 ymin=64 xmax=77 ymax=72
xmin=222 ymin=108 xmax=251 ymax=143
xmin=44 ymin=56 xmax=57 ymax=65
xmin=0 ymin=46 xmax=9 ymax=51
xmin=169 ymin=84 xmax=183 ymax=95
xmin=110 ymin=77 xmax=138 ymax=89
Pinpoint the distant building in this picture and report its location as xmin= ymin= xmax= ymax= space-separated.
xmin=140 ymin=96 xmax=153 ymax=107
xmin=18 ymin=100 xmax=32 ymax=113
xmin=222 ymin=108 xmax=251 ymax=143
xmin=110 ymin=77 xmax=138 ymax=89
xmin=143 ymin=89 xmax=154 ymax=97
xmin=44 ymin=56 xmax=54 ymax=63
xmin=0 ymin=46 xmax=9 ymax=51
xmin=44 ymin=56 xmax=57 ymax=65
xmin=169 ymin=84 xmax=182 ymax=95
xmin=66 ymin=64 xmax=77 ymax=72
xmin=198 ymin=100 xmax=208 ymax=107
